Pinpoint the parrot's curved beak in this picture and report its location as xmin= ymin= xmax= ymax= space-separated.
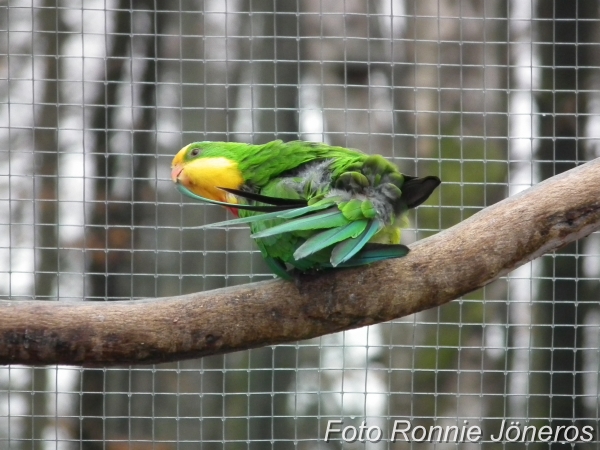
xmin=171 ymin=164 xmax=184 ymax=184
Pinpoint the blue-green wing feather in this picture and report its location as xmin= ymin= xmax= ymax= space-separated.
xmin=251 ymin=209 xmax=350 ymax=239
xmin=277 ymin=198 xmax=337 ymax=219
xmin=207 ymin=204 xmax=326 ymax=228
xmin=203 ymin=199 xmax=337 ymax=229
xmin=337 ymin=243 xmax=410 ymax=267
xmin=293 ymin=219 xmax=368 ymax=261
xmin=330 ymin=219 xmax=382 ymax=267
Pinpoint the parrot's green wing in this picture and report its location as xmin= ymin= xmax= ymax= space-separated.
xmin=197 ymin=155 xmax=438 ymax=272
xmin=206 ymin=188 xmax=389 ymax=266
xmin=174 ymin=141 xmax=440 ymax=279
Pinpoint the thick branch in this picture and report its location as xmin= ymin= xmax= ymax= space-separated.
xmin=2 ymin=158 xmax=600 ymax=366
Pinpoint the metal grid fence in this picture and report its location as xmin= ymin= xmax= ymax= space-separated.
xmin=1 ymin=0 xmax=600 ymax=448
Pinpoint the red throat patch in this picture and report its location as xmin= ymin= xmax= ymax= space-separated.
xmin=226 ymin=207 xmax=240 ymax=217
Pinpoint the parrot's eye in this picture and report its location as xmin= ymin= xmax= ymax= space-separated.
xmin=190 ymin=148 xmax=200 ymax=157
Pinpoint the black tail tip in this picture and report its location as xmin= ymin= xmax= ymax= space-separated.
xmin=401 ymin=176 xmax=441 ymax=209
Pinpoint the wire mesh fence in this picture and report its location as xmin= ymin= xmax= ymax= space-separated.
xmin=1 ymin=0 xmax=600 ymax=448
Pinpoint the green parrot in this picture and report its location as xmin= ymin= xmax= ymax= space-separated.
xmin=171 ymin=140 xmax=440 ymax=279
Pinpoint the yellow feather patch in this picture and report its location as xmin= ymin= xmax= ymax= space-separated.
xmin=179 ymin=157 xmax=243 ymax=203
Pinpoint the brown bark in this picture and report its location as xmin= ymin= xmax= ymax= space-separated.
xmin=1 ymin=157 xmax=599 ymax=366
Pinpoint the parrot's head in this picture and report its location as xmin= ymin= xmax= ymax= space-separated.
xmin=171 ymin=142 xmax=244 ymax=204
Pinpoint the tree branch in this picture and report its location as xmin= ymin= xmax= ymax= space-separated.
xmin=2 ymin=158 xmax=600 ymax=366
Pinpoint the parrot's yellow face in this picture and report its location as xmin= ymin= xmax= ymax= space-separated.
xmin=171 ymin=144 xmax=243 ymax=203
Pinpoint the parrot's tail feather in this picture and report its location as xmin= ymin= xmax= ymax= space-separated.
xmin=177 ymin=184 xmax=292 ymax=212
xmin=251 ymin=208 xmax=350 ymax=239
xmin=293 ymin=219 xmax=369 ymax=261
xmin=330 ymin=219 xmax=382 ymax=266
xmin=337 ymin=243 xmax=410 ymax=267
xmin=400 ymin=176 xmax=441 ymax=209
xmin=218 ymin=187 xmax=307 ymax=207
